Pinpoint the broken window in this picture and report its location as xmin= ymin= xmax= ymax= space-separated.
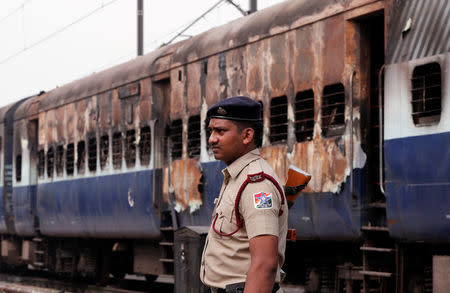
xmin=270 ymin=96 xmax=288 ymax=143
xmin=139 ymin=126 xmax=151 ymax=165
xmin=66 ymin=143 xmax=74 ymax=175
xmin=295 ymin=90 xmax=315 ymax=142
xmin=321 ymin=83 xmax=345 ymax=137
xmin=88 ymin=137 xmax=97 ymax=172
xmin=15 ymin=154 xmax=21 ymax=182
xmin=187 ymin=115 xmax=201 ymax=158
xmin=56 ymin=145 xmax=64 ymax=176
xmin=38 ymin=150 xmax=45 ymax=177
xmin=170 ymin=119 xmax=183 ymax=160
xmin=47 ymin=147 xmax=54 ymax=178
xmin=411 ymin=62 xmax=441 ymax=125
xmin=100 ymin=135 xmax=109 ymax=170
xmin=112 ymin=132 xmax=122 ymax=169
xmin=77 ymin=141 xmax=86 ymax=174
xmin=125 ymin=130 xmax=136 ymax=167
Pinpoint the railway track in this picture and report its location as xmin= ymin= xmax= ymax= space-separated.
xmin=0 ymin=273 xmax=173 ymax=293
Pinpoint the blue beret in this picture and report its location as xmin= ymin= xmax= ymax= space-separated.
xmin=206 ymin=96 xmax=262 ymax=121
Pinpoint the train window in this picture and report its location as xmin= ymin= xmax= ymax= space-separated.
xmin=47 ymin=147 xmax=54 ymax=178
xmin=100 ymin=135 xmax=109 ymax=170
xmin=38 ymin=150 xmax=45 ymax=177
xmin=270 ymin=96 xmax=288 ymax=143
xmin=321 ymin=83 xmax=345 ymax=137
xmin=411 ymin=62 xmax=441 ymax=125
xmin=77 ymin=141 xmax=85 ymax=174
xmin=56 ymin=145 xmax=64 ymax=176
xmin=125 ymin=130 xmax=136 ymax=167
xmin=139 ymin=126 xmax=151 ymax=165
xmin=88 ymin=137 xmax=97 ymax=172
xmin=170 ymin=119 xmax=183 ymax=160
xmin=15 ymin=154 xmax=21 ymax=182
xmin=66 ymin=143 xmax=74 ymax=175
xmin=187 ymin=115 xmax=201 ymax=158
xmin=112 ymin=132 xmax=122 ymax=169
xmin=295 ymin=90 xmax=315 ymax=142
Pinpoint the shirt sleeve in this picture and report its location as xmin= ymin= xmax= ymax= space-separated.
xmin=239 ymin=179 xmax=282 ymax=239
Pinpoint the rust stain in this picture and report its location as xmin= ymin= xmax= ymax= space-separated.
xmin=170 ymin=158 xmax=202 ymax=212
xmin=66 ymin=103 xmax=76 ymax=142
xmin=111 ymin=89 xmax=121 ymax=128
xmin=205 ymin=55 xmax=220 ymax=107
xmin=187 ymin=62 xmax=201 ymax=113
xmin=139 ymin=79 xmax=151 ymax=122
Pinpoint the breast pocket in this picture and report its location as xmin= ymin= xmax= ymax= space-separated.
xmin=212 ymin=203 xmax=239 ymax=237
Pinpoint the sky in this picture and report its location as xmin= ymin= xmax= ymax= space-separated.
xmin=0 ymin=0 xmax=286 ymax=107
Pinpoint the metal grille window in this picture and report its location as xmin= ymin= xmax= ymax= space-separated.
xmin=77 ymin=141 xmax=85 ymax=174
xmin=170 ymin=119 xmax=183 ymax=160
xmin=38 ymin=150 xmax=45 ymax=177
xmin=66 ymin=143 xmax=74 ymax=175
xmin=100 ymin=135 xmax=109 ymax=170
xmin=270 ymin=96 xmax=288 ymax=143
xmin=47 ymin=147 xmax=54 ymax=178
xmin=295 ymin=90 xmax=315 ymax=142
xmin=15 ymin=154 xmax=21 ymax=182
xmin=187 ymin=115 xmax=201 ymax=158
xmin=56 ymin=145 xmax=64 ymax=176
xmin=321 ymin=83 xmax=345 ymax=137
xmin=411 ymin=62 xmax=441 ymax=125
xmin=139 ymin=126 xmax=151 ymax=165
xmin=125 ymin=130 xmax=136 ymax=167
xmin=112 ymin=132 xmax=122 ymax=169
xmin=88 ymin=137 xmax=97 ymax=172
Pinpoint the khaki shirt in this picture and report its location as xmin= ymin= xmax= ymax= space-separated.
xmin=200 ymin=149 xmax=288 ymax=289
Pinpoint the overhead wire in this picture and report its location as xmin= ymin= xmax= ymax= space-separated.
xmin=0 ymin=0 xmax=31 ymax=26
xmin=0 ymin=0 xmax=120 ymax=66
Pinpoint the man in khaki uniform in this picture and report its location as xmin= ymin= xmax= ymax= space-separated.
xmin=200 ymin=96 xmax=288 ymax=293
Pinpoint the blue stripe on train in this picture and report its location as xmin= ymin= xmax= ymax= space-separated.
xmin=13 ymin=185 xmax=37 ymax=236
xmin=34 ymin=169 xmax=161 ymax=238
xmin=385 ymin=131 xmax=450 ymax=241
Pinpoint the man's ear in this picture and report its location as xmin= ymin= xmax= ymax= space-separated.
xmin=241 ymin=128 xmax=255 ymax=145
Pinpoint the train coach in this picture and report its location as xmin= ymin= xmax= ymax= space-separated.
xmin=0 ymin=0 xmax=449 ymax=292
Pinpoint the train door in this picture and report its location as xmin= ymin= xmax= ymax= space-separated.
xmin=28 ymin=119 xmax=39 ymax=233
xmin=352 ymin=11 xmax=395 ymax=293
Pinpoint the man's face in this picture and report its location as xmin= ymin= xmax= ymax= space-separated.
xmin=208 ymin=118 xmax=247 ymax=165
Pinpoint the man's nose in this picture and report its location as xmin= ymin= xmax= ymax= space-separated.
xmin=209 ymin=132 xmax=217 ymax=144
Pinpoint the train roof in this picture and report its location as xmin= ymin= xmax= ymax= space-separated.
xmin=17 ymin=42 xmax=180 ymax=118
xmin=172 ymin=0 xmax=340 ymax=64
xmin=16 ymin=0 xmax=349 ymax=118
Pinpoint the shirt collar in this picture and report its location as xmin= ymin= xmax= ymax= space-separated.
xmin=222 ymin=149 xmax=260 ymax=180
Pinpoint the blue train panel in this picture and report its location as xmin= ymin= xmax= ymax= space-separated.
xmin=13 ymin=185 xmax=37 ymax=236
xmin=177 ymin=161 xmax=225 ymax=227
xmin=37 ymin=169 xmax=161 ymax=238
xmin=0 ymin=186 xmax=6 ymax=233
xmin=289 ymin=170 xmax=363 ymax=241
xmin=385 ymin=131 xmax=450 ymax=242
xmin=177 ymin=161 xmax=362 ymax=241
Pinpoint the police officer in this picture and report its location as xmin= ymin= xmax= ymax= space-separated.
xmin=200 ymin=96 xmax=287 ymax=293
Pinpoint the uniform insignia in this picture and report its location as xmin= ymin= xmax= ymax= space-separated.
xmin=253 ymin=192 xmax=273 ymax=209
xmin=217 ymin=107 xmax=227 ymax=115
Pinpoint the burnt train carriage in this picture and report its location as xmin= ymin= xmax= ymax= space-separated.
xmin=0 ymin=0 xmax=449 ymax=292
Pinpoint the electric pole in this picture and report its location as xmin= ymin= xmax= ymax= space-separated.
xmin=249 ymin=0 xmax=257 ymax=14
xmin=137 ymin=0 xmax=143 ymax=56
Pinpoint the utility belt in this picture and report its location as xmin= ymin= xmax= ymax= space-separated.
xmin=212 ymin=282 xmax=280 ymax=293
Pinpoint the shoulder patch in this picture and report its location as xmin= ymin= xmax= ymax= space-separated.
xmin=253 ymin=191 xmax=273 ymax=209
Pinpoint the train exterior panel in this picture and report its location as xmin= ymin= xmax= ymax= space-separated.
xmin=384 ymin=0 xmax=450 ymax=242
xmin=0 ymin=0 xmax=448 ymax=291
